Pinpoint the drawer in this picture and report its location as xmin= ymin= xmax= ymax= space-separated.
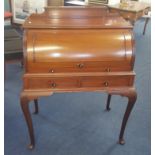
xmin=110 ymin=9 xmax=134 ymax=19
xmin=24 ymin=74 xmax=134 ymax=90
xmin=110 ymin=9 xmax=143 ymax=21
xmin=24 ymin=77 xmax=78 ymax=89
xmin=81 ymin=75 xmax=133 ymax=88
xmin=27 ymin=61 xmax=132 ymax=73
xmin=119 ymin=11 xmax=136 ymax=20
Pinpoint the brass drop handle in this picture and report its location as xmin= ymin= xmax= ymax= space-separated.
xmin=103 ymin=81 xmax=109 ymax=87
xmin=77 ymin=63 xmax=84 ymax=68
xmin=105 ymin=68 xmax=111 ymax=72
xmin=51 ymin=82 xmax=56 ymax=88
xmin=49 ymin=69 xmax=54 ymax=73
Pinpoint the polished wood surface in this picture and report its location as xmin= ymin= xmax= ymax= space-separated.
xmin=109 ymin=1 xmax=150 ymax=12
xmin=23 ymin=6 xmax=132 ymax=29
xmin=23 ymin=73 xmax=135 ymax=90
xmin=20 ymin=7 xmax=137 ymax=149
xmin=108 ymin=1 xmax=150 ymax=26
xmin=25 ymin=29 xmax=134 ymax=73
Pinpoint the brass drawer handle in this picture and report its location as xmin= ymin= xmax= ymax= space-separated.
xmin=103 ymin=82 xmax=109 ymax=87
xmin=51 ymin=83 xmax=56 ymax=88
xmin=105 ymin=68 xmax=111 ymax=72
xmin=77 ymin=63 xmax=84 ymax=68
xmin=49 ymin=69 xmax=54 ymax=73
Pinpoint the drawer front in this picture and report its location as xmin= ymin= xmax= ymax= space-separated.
xmin=27 ymin=61 xmax=132 ymax=73
xmin=24 ymin=77 xmax=78 ymax=89
xmin=110 ymin=9 xmax=135 ymax=20
xmin=110 ymin=9 xmax=143 ymax=21
xmin=24 ymin=75 xmax=134 ymax=90
xmin=81 ymin=76 xmax=133 ymax=88
xmin=119 ymin=11 xmax=136 ymax=20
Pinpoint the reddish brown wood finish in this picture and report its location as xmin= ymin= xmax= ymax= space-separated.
xmin=23 ymin=73 xmax=135 ymax=90
xmin=108 ymin=2 xmax=151 ymax=26
xmin=20 ymin=7 xmax=137 ymax=149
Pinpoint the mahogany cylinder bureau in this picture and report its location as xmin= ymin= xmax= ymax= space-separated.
xmin=20 ymin=6 xmax=137 ymax=149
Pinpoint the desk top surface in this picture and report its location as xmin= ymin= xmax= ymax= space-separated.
xmin=108 ymin=1 xmax=150 ymax=13
xmin=23 ymin=6 xmax=132 ymax=29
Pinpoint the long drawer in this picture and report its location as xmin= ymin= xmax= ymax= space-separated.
xmin=26 ymin=61 xmax=132 ymax=73
xmin=23 ymin=74 xmax=135 ymax=90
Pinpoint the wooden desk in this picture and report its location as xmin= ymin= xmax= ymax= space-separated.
xmin=108 ymin=2 xmax=150 ymax=34
xmin=20 ymin=6 xmax=137 ymax=149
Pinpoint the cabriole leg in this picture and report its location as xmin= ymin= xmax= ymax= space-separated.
xmin=106 ymin=94 xmax=111 ymax=111
xmin=33 ymin=99 xmax=39 ymax=114
xmin=20 ymin=96 xmax=35 ymax=149
xmin=118 ymin=89 xmax=137 ymax=145
xmin=143 ymin=18 xmax=149 ymax=35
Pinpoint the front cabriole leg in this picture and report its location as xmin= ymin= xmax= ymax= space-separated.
xmin=108 ymin=88 xmax=137 ymax=145
xmin=119 ymin=88 xmax=137 ymax=145
xmin=20 ymin=90 xmax=53 ymax=149
xmin=20 ymin=95 xmax=36 ymax=149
